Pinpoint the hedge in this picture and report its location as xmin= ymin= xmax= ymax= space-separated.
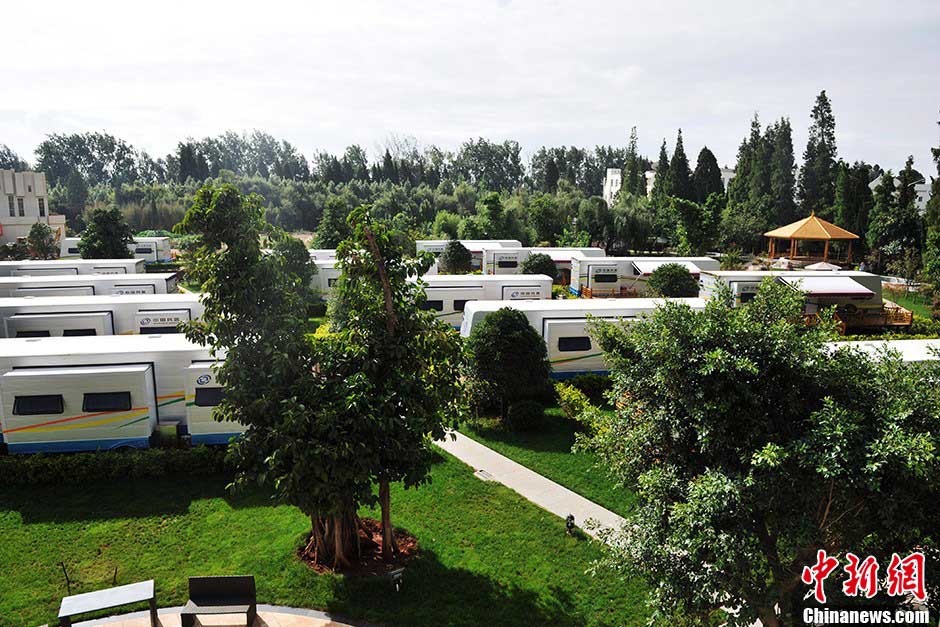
xmin=0 ymin=445 xmax=230 ymax=487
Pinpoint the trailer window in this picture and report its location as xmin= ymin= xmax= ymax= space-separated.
xmin=497 ymin=260 xmax=518 ymax=269
xmin=739 ymin=292 xmax=757 ymax=304
xmin=558 ymin=336 xmax=592 ymax=352
xmin=195 ymin=387 xmax=225 ymax=407
xmin=140 ymin=326 xmax=180 ymax=334
xmin=68 ymin=247 xmax=79 ymax=254
xmin=134 ymin=247 xmax=153 ymax=254
xmin=593 ymin=273 xmax=618 ymax=283
xmin=454 ymin=299 xmax=471 ymax=312
xmin=83 ymin=391 xmax=132 ymax=412
xmin=419 ymin=300 xmax=444 ymax=311
xmin=63 ymin=329 xmax=97 ymax=337
xmin=13 ymin=394 xmax=64 ymax=415
xmin=15 ymin=330 xmax=50 ymax=338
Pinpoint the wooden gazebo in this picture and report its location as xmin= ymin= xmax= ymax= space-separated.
xmin=764 ymin=213 xmax=860 ymax=262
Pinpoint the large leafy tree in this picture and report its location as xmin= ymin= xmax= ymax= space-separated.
xmin=520 ymin=252 xmax=558 ymax=282
xmin=645 ymin=262 xmax=699 ymax=296
xmin=180 ymin=184 xmax=464 ymax=568
xmin=691 ymin=146 xmax=723 ymax=203
xmin=0 ymin=144 xmax=28 ymax=170
xmin=580 ymin=281 xmax=940 ymax=625
xmin=26 ymin=222 xmax=58 ymax=259
xmin=438 ymin=239 xmax=472 ymax=274
xmin=78 ymin=205 xmax=134 ymax=259
xmin=313 ymin=196 xmax=350 ymax=248
xmin=671 ymin=197 xmax=715 ymax=255
xmin=798 ymin=90 xmax=838 ymax=214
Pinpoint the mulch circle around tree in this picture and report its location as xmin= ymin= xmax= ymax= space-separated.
xmin=298 ymin=517 xmax=418 ymax=576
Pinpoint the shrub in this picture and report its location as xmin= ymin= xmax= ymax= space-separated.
xmin=506 ymin=400 xmax=544 ymax=431
xmin=521 ymin=252 xmax=558 ymax=282
xmin=439 ymin=240 xmax=472 ymax=274
xmin=552 ymin=284 xmax=574 ymax=299
xmin=555 ymin=382 xmax=603 ymax=431
xmin=566 ymin=373 xmax=612 ymax=406
xmin=466 ymin=307 xmax=551 ymax=418
xmin=646 ymin=262 xmax=699 ymax=297
xmin=0 ymin=445 xmax=230 ymax=487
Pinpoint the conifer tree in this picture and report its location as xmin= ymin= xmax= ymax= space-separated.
xmin=543 ymin=157 xmax=560 ymax=193
xmin=624 ymin=127 xmax=641 ymax=196
xmin=666 ymin=129 xmax=694 ymax=201
xmin=866 ymin=172 xmax=896 ymax=251
xmin=768 ymin=118 xmax=797 ymax=224
xmin=692 ymin=146 xmax=723 ymax=203
xmin=650 ymin=140 xmax=670 ymax=203
xmin=798 ymin=90 xmax=838 ymax=214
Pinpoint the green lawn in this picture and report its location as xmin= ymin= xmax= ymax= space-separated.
xmin=460 ymin=409 xmax=636 ymax=518
xmin=0 ymin=453 xmax=648 ymax=626
xmin=887 ymin=289 xmax=934 ymax=318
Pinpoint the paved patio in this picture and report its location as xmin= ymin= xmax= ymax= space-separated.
xmin=70 ymin=605 xmax=365 ymax=627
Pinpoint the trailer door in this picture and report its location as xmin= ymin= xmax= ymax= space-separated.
xmin=501 ymin=284 xmax=550 ymax=300
xmin=136 ymin=309 xmax=191 ymax=334
xmin=543 ymin=318 xmax=608 ymax=377
xmin=5 ymin=312 xmax=114 ymax=338
xmin=1 ymin=364 xmax=157 ymax=453
xmin=185 ymin=361 xmax=245 ymax=445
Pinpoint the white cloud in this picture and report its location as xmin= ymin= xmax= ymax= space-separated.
xmin=3 ymin=0 xmax=939 ymax=173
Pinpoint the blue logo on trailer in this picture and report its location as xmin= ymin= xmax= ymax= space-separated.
xmin=196 ymin=375 xmax=211 ymax=385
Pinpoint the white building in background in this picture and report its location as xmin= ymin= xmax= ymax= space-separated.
xmin=0 ymin=170 xmax=66 ymax=246
xmin=602 ymin=168 xmax=622 ymax=206
xmin=867 ymin=176 xmax=932 ymax=212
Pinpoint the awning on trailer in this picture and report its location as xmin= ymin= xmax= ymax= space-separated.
xmin=632 ymin=260 xmax=701 ymax=276
xmin=778 ymin=276 xmax=873 ymax=299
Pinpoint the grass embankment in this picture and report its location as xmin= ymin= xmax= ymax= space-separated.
xmin=0 ymin=453 xmax=648 ymax=626
xmin=460 ymin=408 xmax=636 ymax=518
xmin=887 ymin=289 xmax=934 ymax=319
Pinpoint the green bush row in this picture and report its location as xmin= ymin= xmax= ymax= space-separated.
xmin=0 ymin=445 xmax=230 ymax=487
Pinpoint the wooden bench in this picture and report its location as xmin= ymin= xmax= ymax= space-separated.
xmin=181 ymin=575 xmax=257 ymax=627
xmin=58 ymin=580 xmax=157 ymax=627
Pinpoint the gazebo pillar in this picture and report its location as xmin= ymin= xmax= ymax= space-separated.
xmin=789 ymin=238 xmax=796 ymax=259
xmin=847 ymin=241 xmax=853 ymax=263
xmin=823 ymin=240 xmax=830 ymax=262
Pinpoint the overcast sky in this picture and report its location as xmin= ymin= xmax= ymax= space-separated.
xmin=4 ymin=1 xmax=939 ymax=175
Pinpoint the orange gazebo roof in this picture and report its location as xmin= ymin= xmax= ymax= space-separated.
xmin=763 ymin=213 xmax=859 ymax=240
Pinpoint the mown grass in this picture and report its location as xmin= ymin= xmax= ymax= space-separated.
xmin=460 ymin=408 xmax=636 ymax=518
xmin=887 ymin=289 xmax=934 ymax=319
xmin=0 ymin=452 xmax=648 ymax=626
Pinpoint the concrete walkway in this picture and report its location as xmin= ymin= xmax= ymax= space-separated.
xmin=436 ymin=430 xmax=625 ymax=541
xmin=70 ymin=604 xmax=369 ymax=627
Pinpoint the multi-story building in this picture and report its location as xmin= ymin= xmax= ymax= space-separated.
xmin=868 ymin=176 xmax=932 ymax=213
xmin=0 ymin=170 xmax=66 ymax=246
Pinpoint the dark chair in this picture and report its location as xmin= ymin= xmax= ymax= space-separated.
xmin=180 ymin=575 xmax=257 ymax=627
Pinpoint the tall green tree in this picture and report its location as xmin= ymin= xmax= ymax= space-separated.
xmin=650 ymin=140 xmax=670 ymax=205
xmin=671 ymin=197 xmax=715 ymax=255
xmin=866 ymin=171 xmax=897 ymax=251
xmin=78 ymin=206 xmax=134 ymax=259
xmin=0 ymin=144 xmax=28 ymax=171
xmin=543 ymin=157 xmax=560 ymax=193
xmin=798 ymin=90 xmax=838 ymax=214
xmin=624 ymin=127 xmax=643 ymax=197
xmin=666 ymin=129 xmax=694 ymax=201
xmin=768 ymin=118 xmax=797 ymax=224
xmin=438 ymin=239 xmax=472 ymax=273
xmin=692 ymin=146 xmax=723 ymax=203
xmin=313 ymin=196 xmax=350 ymax=248
xmin=26 ymin=222 xmax=58 ymax=259
xmin=64 ymin=170 xmax=89 ymax=227
xmin=580 ymin=282 xmax=940 ymax=625
xmin=832 ymin=161 xmax=874 ymax=237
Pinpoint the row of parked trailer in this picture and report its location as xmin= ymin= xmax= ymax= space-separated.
xmin=59 ymin=236 xmax=174 ymax=263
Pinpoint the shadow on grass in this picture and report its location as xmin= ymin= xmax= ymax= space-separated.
xmin=464 ymin=415 xmax=583 ymax=455
xmin=314 ymin=548 xmax=591 ymax=627
xmin=0 ymin=475 xmax=273 ymax=522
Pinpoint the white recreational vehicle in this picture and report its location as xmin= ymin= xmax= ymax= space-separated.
xmin=415 ymin=239 xmax=522 ymax=270
xmin=420 ymin=274 xmax=553 ymax=327
xmin=831 ymin=339 xmax=940 ymax=363
xmin=569 ymin=256 xmax=720 ymax=297
xmin=460 ymin=298 xmax=707 ymax=378
xmin=699 ymin=271 xmax=884 ymax=310
xmin=312 ymin=259 xmax=341 ymax=300
xmin=308 ymin=248 xmax=337 ymax=261
xmin=60 ymin=236 xmax=173 ymax=263
xmin=480 ymin=247 xmax=605 ymax=283
xmin=0 ymin=273 xmax=178 ymax=298
xmin=0 ymin=334 xmax=239 ymax=454
xmin=0 ymin=293 xmax=204 ymax=338
xmin=0 ymin=259 xmax=145 ymax=276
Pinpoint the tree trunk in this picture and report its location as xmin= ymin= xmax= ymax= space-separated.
xmin=305 ymin=510 xmax=360 ymax=571
xmin=380 ymin=479 xmax=397 ymax=561
xmin=757 ymin=608 xmax=780 ymax=627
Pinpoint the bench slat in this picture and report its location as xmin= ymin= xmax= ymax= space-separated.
xmin=59 ymin=580 xmax=154 ymax=618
